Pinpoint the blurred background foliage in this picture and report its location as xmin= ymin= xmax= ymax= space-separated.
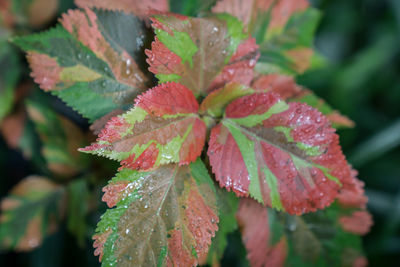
xmin=300 ymin=0 xmax=400 ymax=266
xmin=0 ymin=0 xmax=399 ymax=266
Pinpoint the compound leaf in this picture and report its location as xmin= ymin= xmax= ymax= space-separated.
xmin=208 ymin=92 xmax=354 ymax=214
xmin=80 ymin=82 xmax=206 ymax=171
xmin=12 ymin=8 xmax=150 ymax=121
xmin=93 ymin=159 xmax=218 ymax=267
xmin=0 ymin=176 xmax=66 ymax=251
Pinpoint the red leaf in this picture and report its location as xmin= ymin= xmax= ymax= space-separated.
xmin=27 ymin=52 xmax=62 ymax=91
xmin=252 ymin=74 xmax=355 ymax=128
xmin=208 ymin=38 xmax=259 ymax=92
xmin=339 ymin=211 xmax=373 ymax=236
xmin=135 ymin=82 xmax=199 ymax=115
xmin=208 ymin=92 xmax=354 ymax=214
xmin=236 ymin=198 xmax=287 ymax=267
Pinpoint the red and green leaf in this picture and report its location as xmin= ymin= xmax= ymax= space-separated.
xmin=12 ymin=8 xmax=150 ymax=121
xmin=75 ymin=0 xmax=169 ymax=17
xmin=0 ymin=176 xmax=66 ymax=251
xmin=212 ymin=0 xmax=320 ymax=75
xmin=237 ymin=198 xmax=370 ymax=267
xmin=208 ymin=92 xmax=354 ymax=214
xmin=93 ymin=159 xmax=218 ymax=267
xmin=146 ymin=14 xmax=252 ymax=96
xmin=80 ymin=82 xmax=206 ymax=171
xmin=251 ymin=74 xmax=355 ymax=128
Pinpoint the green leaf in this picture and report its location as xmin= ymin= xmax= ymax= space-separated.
xmin=0 ymin=176 xmax=66 ymax=251
xmin=0 ymin=42 xmax=20 ymax=122
xmin=12 ymin=8 xmax=150 ymax=121
xmin=67 ymin=178 xmax=90 ymax=247
xmin=26 ymin=93 xmax=88 ymax=177
xmin=256 ymin=7 xmax=321 ymax=75
xmin=206 ymin=188 xmax=239 ymax=265
xmin=93 ymin=159 xmax=219 ymax=267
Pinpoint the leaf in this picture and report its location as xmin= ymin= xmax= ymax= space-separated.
xmin=0 ymin=0 xmax=58 ymax=28
xmin=75 ymin=0 xmax=169 ymax=17
xmin=212 ymin=0 xmax=320 ymax=75
xmin=0 ymin=108 xmax=26 ymax=150
xmin=251 ymin=74 xmax=355 ymax=128
xmin=80 ymin=82 xmax=206 ymax=171
xmin=0 ymin=176 xmax=66 ymax=251
xmin=0 ymin=42 xmax=20 ymax=122
xmin=26 ymin=95 xmax=88 ymax=177
xmin=336 ymin=173 xmax=373 ymax=236
xmin=170 ymin=0 xmax=218 ymax=16
xmin=200 ymin=83 xmax=254 ymax=118
xmin=237 ymin=198 xmax=370 ymax=267
xmin=205 ymin=188 xmax=239 ymax=266
xmin=256 ymin=4 xmax=321 ymax=75
xmin=208 ymin=92 xmax=354 ymax=214
xmin=236 ymin=198 xmax=287 ymax=267
xmin=146 ymin=14 xmax=250 ymax=96
xmin=93 ymin=159 xmax=218 ymax=267
xmin=67 ymin=178 xmax=90 ymax=247
xmin=12 ymin=8 xmax=150 ymax=121
xmin=208 ymin=37 xmax=260 ymax=92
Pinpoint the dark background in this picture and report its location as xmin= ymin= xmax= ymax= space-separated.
xmin=1 ymin=0 xmax=399 ymax=266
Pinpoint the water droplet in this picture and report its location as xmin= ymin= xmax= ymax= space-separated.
xmin=144 ymin=204 xmax=148 ymax=209
xmin=126 ymin=59 xmax=132 ymax=66
xmin=126 ymin=69 xmax=131 ymax=75
xmin=134 ymin=73 xmax=144 ymax=83
xmin=222 ymin=49 xmax=227 ymax=55
xmin=136 ymin=37 xmax=144 ymax=47
xmin=248 ymin=59 xmax=256 ymax=67
xmin=86 ymin=54 xmax=90 ymax=59
xmin=77 ymin=53 xmax=82 ymax=59
xmin=212 ymin=26 xmax=219 ymax=33
xmin=126 ymin=229 xmax=130 ymax=234
xmin=319 ymin=192 xmax=324 ymax=197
